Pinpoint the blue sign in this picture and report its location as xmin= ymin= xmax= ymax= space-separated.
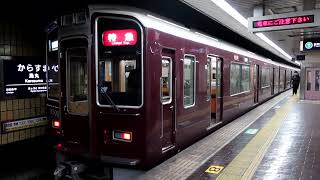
xmin=303 ymin=39 xmax=320 ymax=51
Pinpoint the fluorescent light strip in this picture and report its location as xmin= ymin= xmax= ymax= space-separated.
xmin=210 ymin=0 xmax=293 ymax=61
xmin=256 ymin=33 xmax=292 ymax=60
xmin=212 ymin=0 xmax=248 ymax=27
xmin=138 ymin=13 xmax=298 ymax=71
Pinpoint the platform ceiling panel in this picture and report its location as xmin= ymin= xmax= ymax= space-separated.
xmin=224 ymin=0 xmax=320 ymax=59
xmin=181 ymin=0 xmax=295 ymax=63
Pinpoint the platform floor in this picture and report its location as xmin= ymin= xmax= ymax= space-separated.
xmin=138 ymin=91 xmax=320 ymax=180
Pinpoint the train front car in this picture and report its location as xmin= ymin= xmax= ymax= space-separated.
xmin=93 ymin=12 xmax=150 ymax=166
xmin=54 ymin=6 xmax=166 ymax=176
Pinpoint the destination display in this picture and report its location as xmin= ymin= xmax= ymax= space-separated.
xmin=248 ymin=10 xmax=320 ymax=32
xmin=2 ymin=57 xmax=58 ymax=97
xmin=253 ymin=15 xmax=314 ymax=28
xmin=102 ymin=29 xmax=137 ymax=46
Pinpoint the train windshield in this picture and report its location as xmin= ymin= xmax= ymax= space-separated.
xmin=97 ymin=17 xmax=142 ymax=107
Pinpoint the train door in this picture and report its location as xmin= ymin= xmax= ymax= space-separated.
xmin=60 ymin=38 xmax=89 ymax=150
xmin=254 ymin=64 xmax=260 ymax=103
xmin=160 ymin=49 xmax=175 ymax=152
xmin=271 ymin=68 xmax=275 ymax=95
xmin=305 ymin=68 xmax=320 ymax=100
xmin=291 ymin=71 xmax=293 ymax=87
xmin=284 ymin=70 xmax=287 ymax=89
xmin=46 ymin=22 xmax=60 ymax=132
xmin=207 ymin=55 xmax=223 ymax=126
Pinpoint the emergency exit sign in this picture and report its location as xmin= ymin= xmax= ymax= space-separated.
xmin=248 ymin=10 xmax=320 ymax=33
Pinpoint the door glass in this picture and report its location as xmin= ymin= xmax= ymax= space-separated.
xmin=207 ymin=56 xmax=217 ymax=100
xmin=206 ymin=58 xmax=211 ymax=101
xmin=216 ymin=59 xmax=221 ymax=97
xmin=98 ymin=57 xmax=141 ymax=106
xmin=161 ymin=58 xmax=171 ymax=103
xmin=307 ymin=70 xmax=311 ymax=91
xmin=183 ymin=55 xmax=195 ymax=107
xmin=315 ymin=70 xmax=320 ymax=91
xmin=67 ymin=48 xmax=88 ymax=114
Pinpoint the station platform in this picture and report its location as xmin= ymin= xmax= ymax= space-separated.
xmin=133 ymin=90 xmax=320 ymax=180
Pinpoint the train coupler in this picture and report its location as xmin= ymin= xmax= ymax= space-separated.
xmin=54 ymin=161 xmax=87 ymax=180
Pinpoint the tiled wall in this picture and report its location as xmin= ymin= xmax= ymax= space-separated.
xmin=0 ymin=23 xmax=44 ymax=57
xmin=0 ymin=126 xmax=46 ymax=145
xmin=0 ymin=20 xmax=48 ymax=145
xmin=0 ymin=97 xmax=47 ymax=144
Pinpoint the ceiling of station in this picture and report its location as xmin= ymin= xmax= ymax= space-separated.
xmin=225 ymin=0 xmax=320 ymax=59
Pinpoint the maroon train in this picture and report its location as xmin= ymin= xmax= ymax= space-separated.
xmin=46 ymin=5 xmax=299 ymax=172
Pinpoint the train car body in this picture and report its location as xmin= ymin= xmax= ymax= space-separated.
xmin=49 ymin=5 xmax=299 ymax=176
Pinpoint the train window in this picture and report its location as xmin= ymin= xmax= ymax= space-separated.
xmin=161 ymin=57 xmax=172 ymax=103
xmin=286 ymin=70 xmax=291 ymax=88
xmin=230 ymin=63 xmax=250 ymax=95
xmin=183 ymin=55 xmax=196 ymax=107
xmin=316 ymin=70 xmax=320 ymax=91
xmin=307 ymin=70 xmax=311 ymax=91
xmin=241 ymin=65 xmax=250 ymax=92
xmin=230 ymin=64 xmax=241 ymax=95
xmin=96 ymin=16 xmax=142 ymax=107
xmin=47 ymin=29 xmax=60 ymax=101
xmin=98 ymin=57 xmax=141 ymax=106
xmin=67 ymin=47 xmax=88 ymax=114
xmin=261 ymin=68 xmax=270 ymax=88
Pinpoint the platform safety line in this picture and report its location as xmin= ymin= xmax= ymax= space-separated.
xmin=216 ymin=95 xmax=298 ymax=180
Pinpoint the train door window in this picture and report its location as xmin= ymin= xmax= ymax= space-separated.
xmin=67 ymin=47 xmax=88 ymax=114
xmin=206 ymin=56 xmax=216 ymax=101
xmin=286 ymin=70 xmax=290 ymax=88
xmin=206 ymin=58 xmax=211 ymax=101
xmin=307 ymin=70 xmax=311 ymax=91
xmin=290 ymin=71 xmax=293 ymax=87
xmin=272 ymin=68 xmax=275 ymax=94
xmin=315 ymin=70 xmax=320 ymax=91
xmin=261 ymin=68 xmax=270 ymax=88
xmin=183 ymin=55 xmax=196 ymax=108
xmin=161 ymin=57 xmax=172 ymax=103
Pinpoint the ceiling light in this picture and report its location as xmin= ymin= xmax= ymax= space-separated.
xmin=210 ymin=0 xmax=293 ymax=61
xmin=211 ymin=0 xmax=248 ymax=27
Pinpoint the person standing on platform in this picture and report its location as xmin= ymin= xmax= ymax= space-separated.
xmin=291 ymin=71 xmax=300 ymax=95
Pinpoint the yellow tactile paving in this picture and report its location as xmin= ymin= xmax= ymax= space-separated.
xmin=217 ymin=95 xmax=299 ymax=180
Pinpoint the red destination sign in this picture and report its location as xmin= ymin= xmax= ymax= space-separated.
xmin=253 ymin=15 xmax=314 ymax=28
xmin=102 ymin=29 xmax=137 ymax=46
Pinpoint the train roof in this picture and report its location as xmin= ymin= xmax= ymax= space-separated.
xmin=90 ymin=5 xmax=299 ymax=71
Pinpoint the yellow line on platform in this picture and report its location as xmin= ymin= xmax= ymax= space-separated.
xmin=216 ymin=95 xmax=298 ymax=180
